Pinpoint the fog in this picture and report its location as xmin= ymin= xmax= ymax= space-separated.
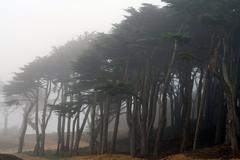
xmin=0 ymin=0 xmax=164 ymax=134
xmin=0 ymin=0 xmax=163 ymax=82
xmin=1 ymin=1 xmax=240 ymax=158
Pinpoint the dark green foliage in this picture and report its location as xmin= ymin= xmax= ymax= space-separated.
xmin=163 ymin=32 xmax=191 ymax=42
xmin=3 ymin=0 xmax=240 ymax=158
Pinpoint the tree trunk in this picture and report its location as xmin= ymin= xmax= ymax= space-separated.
xmin=111 ymin=99 xmax=121 ymax=152
xmin=129 ymin=97 xmax=137 ymax=156
xmin=40 ymin=80 xmax=51 ymax=155
xmin=74 ymin=106 xmax=91 ymax=154
xmin=154 ymin=39 xmax=178 ymax=155
xmin=193 ymin=71 xmax=207 ymax=150
xmin=215 ymin=86 xmax=224 ymax=144
xmin=99 ymin=102 xmax=104 ymax=154
xmin=65 ymin=114 xmax=71 ymax=153
xmin=90 ymin=92 xmax=97 ymax=154
xmin=34 ymin=87 xmax=40 ymax=156
xmin=3 ymin=108 xmax=9 ymax=135
xmin=222 ymin=37 xmax=238 ymax=155
xmin=180 ymin=69 xmax=194 ymax=152
xmin=70 ymin=111 xmax=79 ymax=155
xmin=56 ymin=114 xmax=62 ymax=155
xmin=60 ymin=114 xmax=66 ymax=155
xmin=18 ymin=102 xmax=34 ymax=153
xmin=101 ymin=95 xmax=111 ymax=154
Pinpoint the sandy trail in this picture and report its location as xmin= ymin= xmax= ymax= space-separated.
xmin=15 ymin=153 xmax=48 ymax=160
xmin=0 ymin=133 xmax=89 ymax=153
xmin=0 ymin=133 xmax=89 ymax=159
xmin=15 ymin=154 xmax=141 ymax=160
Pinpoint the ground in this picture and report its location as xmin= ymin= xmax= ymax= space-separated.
xmin=162 ymin=145 xmax=239 ymax=160
xmin=0 ymin=133 xmax=88 ymax=154
xmin=1 ymin=133 xmax=240 ymax=159
xmin=14 ymin=154 xmax=142 ymax=160
xmin=0 ymin=154 xmax=22 ymax=160
xmin=11 ymin=145 xmax=240 ymax=160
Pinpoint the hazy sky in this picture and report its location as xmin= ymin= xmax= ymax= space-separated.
xmin=0 ymin=0 xmax=164 ymax=132
xmin=0 ymin=0 xmax=164 ymax=82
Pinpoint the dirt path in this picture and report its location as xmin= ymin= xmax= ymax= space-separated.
xmin=65 ymin=154 xmax=142 ymax=160
xmin=15 ymin=153 xmax=48 ymax=160
xmin=14 ymin=154 xmax=141 ymax=160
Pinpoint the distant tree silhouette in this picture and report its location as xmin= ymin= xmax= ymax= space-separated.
xmin=3 ymin=1 xmax=240 ymax=157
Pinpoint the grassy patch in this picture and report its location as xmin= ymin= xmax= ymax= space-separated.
xmin=24 ymin=150 xmax=61 ymax=160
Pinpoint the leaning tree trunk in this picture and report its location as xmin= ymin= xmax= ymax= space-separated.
xmin=101 ymin=95 xmax=111 ymax=154
xmin=66 ymin=94 xmax=74 ymax=154
xmin=147 ymin=81 xmax=159 ymax=147
xmin=180 ymin=67 xmax=194 ymax=152
xmin=65 ymin=114 xmax=71 ymax=153
xmin=90 ymin=92 xmax=97 ymax=154
xmin=139 ymin=56 xmax=151 ymax=156
xmin=222 ymin=36 xmax=238 ymax=155
xmin=40 ymin=80 xmax=51 ymax=156
xmin=98 ymin=102 xmax=104 ymax=154
xmin=56 ymin=114 xmax=62 ymax=155
xmin=128 ymin=96 xmax=138 ymax=156
xmin=70 ymin=111 xmax=79 ymax=155
xmin=3 ymin=108 xmax=9 ymax=136
xmin=193 ymin=33 xmax=220 ymax=150
xmin=193 ymin=71 xmax=207 ymax=151
xmin=18 ymin=102 xmax=35 ymax=153
xmin=60 ymin=85 xmax=67 ymax=156
xmin=154 ymin=39 xmax=178 ymax=155
xmin=34 ymin=87 xmax=41 ymax=156
xmin=111 ymin=99 xmax=121 ymax=153
xmin=60 ymin=113 xmax=66 ymax=155
xmin=74 ymin=106 xmax=91 ymax=154
xmin=214 ymin=85 xmax=224 ymax=144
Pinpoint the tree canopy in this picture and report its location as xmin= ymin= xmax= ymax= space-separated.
xmin=3 ymin=1 xmax=240 ymax=158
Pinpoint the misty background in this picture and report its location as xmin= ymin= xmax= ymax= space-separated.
xmin=0 ymin=0 xmax=164 ymax=133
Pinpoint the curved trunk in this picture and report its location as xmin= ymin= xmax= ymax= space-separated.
xmin=90 ymin=92 xmax=97 ymax=154
xmin=70 ymin=111 xmax=79 ymax=155
xmin=40 ymin=80 xmax=52 ymax=155
xmin=18 ymin=102 xmax=34 ymax=153
xmin=56 ymin=114 xmax=62 ymax=155
xmin=65 ymin=114 xmax=71 ymax=153
xmin=74 ymin=106 xmax=91 ymax=154
xmin=193 ymin=71 xmax=207 ymax=150
xmin=154 ymin=39 xmax=178 ymax=155
xmin=101 ymin=95 xmax=111 ymax=154
xmin=111 ymin=99 xmax=121 ymax=153
xmin=180 ymin=71 xmax=194 ymax=152
xmin=34 ymin=87 xmax=40 ymax=155
xmin=222 ymin=36 xmax=238 ymax=155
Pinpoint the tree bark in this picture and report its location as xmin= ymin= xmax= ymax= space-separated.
xmin=222 ymin=37 xmax=238 ymax=155
xmin=70 ymin=111 xmax=79 ymax=155
xmin=65 ymin=114 xmax=71 ymax=153
xmin=90 ymin=92 xmax=97 ymax=154
xmin=18 ymin=102 xmax=35 ymax=153
xmin=180 ymin=68 xmax=194 ymax=152
xmin=101 ymin=95 xmax=111 ymax=154
xmin=111 ymin=99 xmax=121 ymax=153
xmin=34 ymin=87 xmax=40 ymax=156
xmin=154 ymin=39 xmax=178 ymax=155
xmin=40 ymin=80 xmax=52 ymax=155
xmin=74 ymin=106 xmax=91 ymax=154
xmin=56 ymin=114 xmax=62 ymax=155
xmin=193 ymin=71 xmax=207 ymax=150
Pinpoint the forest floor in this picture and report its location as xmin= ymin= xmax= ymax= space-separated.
xmin=1 ymin=133 xmax=239 ymax=159
xmin=15 ymin=154 xmax=142 ymax=160
xmin=12 ymin=145 xmax=240 ymax=160
xmin=0 ymin=133 xmax=89 ymax=154
xmin=162 ymin=145 xmax=238 ymax=160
